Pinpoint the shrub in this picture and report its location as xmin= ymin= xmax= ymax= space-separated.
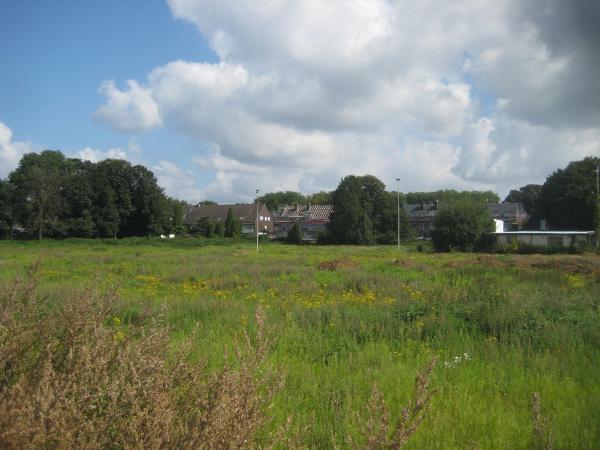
xmin=287 ymin=223 xmax=302 ymax=244
xmin=431 ymin=198 xmax=494 ymax=252
xmin=0 ymin=261 xmax=283 ymax=449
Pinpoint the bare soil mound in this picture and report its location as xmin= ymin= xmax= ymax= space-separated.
xmin=318 ymin=258 xmax=358 ymax=271
xmin=443 ymin=254 xmax=600 ymax=278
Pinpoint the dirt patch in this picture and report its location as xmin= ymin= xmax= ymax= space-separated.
xmin=391 ymin=258 xmax=430 ymax=272
xmin=318 ymin=258 xmax=358 ymax=271
xmin=443 ymin=254 xmax=600 ymax=278
xmin=514 ymin=255 xmax=600 ymax=276
xmin=444 ymin=255 xmax=507 ymax=269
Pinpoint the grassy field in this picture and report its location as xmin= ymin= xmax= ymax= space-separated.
xmin=1 ymin=239 xmax=599 ymax=448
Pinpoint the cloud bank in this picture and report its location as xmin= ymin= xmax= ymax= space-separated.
xmin=95 ymin=0 xmax=600 ymax=202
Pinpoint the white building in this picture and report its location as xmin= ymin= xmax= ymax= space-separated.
xmin=494 ymin=231 xmax=594 ymax=248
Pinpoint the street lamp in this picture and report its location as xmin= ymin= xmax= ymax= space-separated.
xmin=256 ymin=189 xmax=260 ymax=253
xmin=396 ymin=178 xmax=401 ymax=249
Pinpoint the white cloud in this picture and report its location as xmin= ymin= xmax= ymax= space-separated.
xmin=94 ymin=80 xmax=162 ymax=132
xmin=153 ymin=159 xmax=203 ymax=202
xmin=77 ymin=147 xmax=128 ymax=163
xmin=0 ymin=121 xmax=37 ymax=178
xmin=94 ymin=0 xmax=600 ymax=200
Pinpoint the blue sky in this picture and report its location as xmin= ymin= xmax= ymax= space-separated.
xmin=1 ymin=0 xmax=598 ymax=202
xmin=0 ymin=0 xmax=215 ymax=168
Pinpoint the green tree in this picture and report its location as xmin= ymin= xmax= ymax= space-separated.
xmin=215 ymin=222 xmax=225 ymax=237
xmin=206 ymin=221 xmax=216 ymax=238
xmin=431 ymin=198 xmax=494 ymax=252
xmin=328 ymin=176 xmax=374 ymax=244
xmin=62 ymin=161 xmax=96 ymax=237
xmin=224 ymin=208 xmax=240 ymax=237
xmin=9 ymin=150 xmax=68 ymax=239
xmin=0 ymin=179 xmax=15 ymax=239
xmin=305 ymin=191 xmax=333 ymax=205
xmin=287 ymin=223 xmax=302 ymax=244
xmin=257 ymin=191 xmax=306 ymax=212
xmin=504 ymin=184 xmax=542 ymax=214
xmin=536 ymin=157 xmax=600 ymax=231
xmin=405 ymin=190 xmax=500 ymax=204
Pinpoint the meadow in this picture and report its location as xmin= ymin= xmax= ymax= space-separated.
xmin=1 ymin=238 xmax=599 ymax=448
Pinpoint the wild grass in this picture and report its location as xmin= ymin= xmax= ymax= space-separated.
xmin=1 ymin=239 xmax=599 ymax=448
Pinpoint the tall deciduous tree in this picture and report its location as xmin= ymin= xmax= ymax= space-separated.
xmin=536 ymin=156 xmax=600 ymax=230
xmin=0 ymin=179 xmax=15 ymax=239
xmin=257 ymin=191 xmax=306 ymax=212
xmin=504 ymin=184 xmax=542 ymax=214
xmin=9 ymin=150 xmax=68 ymax=239
xmin=328 ymin=176 xmax=374 ymax=245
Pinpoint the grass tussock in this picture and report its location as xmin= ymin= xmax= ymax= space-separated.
xmin=0 ymin=261 xmax=283 ymax=449
xmin=355 ymin=357 xmax=437 ymax=450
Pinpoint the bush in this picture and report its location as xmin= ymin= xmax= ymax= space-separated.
xmin=431 ymin=199 xmax=494 ymax=252
xmin=287 ymin=223 xmax=302 ymax=244
xmin=0 ymin=261 xmax=283 ymax=449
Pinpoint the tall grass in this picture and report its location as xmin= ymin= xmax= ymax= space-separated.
xmin=0 ymin=240 xmax=599 ymax=448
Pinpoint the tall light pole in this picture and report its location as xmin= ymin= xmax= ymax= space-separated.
xmin=256 ymin=189 xmax=260 ymax=253
xmin=396 ymin=178 xmax=401 ymax=249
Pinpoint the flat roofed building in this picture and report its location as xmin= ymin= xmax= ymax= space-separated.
xmin=494 ymin=231 xmax=594 ymax=248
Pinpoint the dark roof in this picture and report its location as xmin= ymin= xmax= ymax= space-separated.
xmin=183 ymin=204 xmax=271 ymax=225
xmin=277 ymin=204 xmax=333 ymax=222
xmin=487 ymin=202 xmax=525 ymax=219
xmin=405 ymin=202 xmax=438 ymax=214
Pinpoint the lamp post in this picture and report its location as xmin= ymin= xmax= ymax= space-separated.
xmin=256 ymin=189 xmax=260 ymax=252
xmin=396 ymin=178 xmax=401 ymax=249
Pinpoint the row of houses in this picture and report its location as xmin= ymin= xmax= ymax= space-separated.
xmin=182 ymin=203 xmax=333 ymax=242
xmin=182 ymin=201 xmax=594 ymax=247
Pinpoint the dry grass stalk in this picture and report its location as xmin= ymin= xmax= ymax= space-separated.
xmin=357 ymin=357 xmax=437 ymax=450
xmin=0 ymin=262 xmax=285 ymax=449
xmin=531 ymin=392 xmax=554 ymax=450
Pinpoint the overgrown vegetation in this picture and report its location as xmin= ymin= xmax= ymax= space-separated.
xmin=0 ymin=150 xmax=184 ymax=239
xmin=0 ymin=261 xmax=283 ymax=448
xmin=1 ymin=241 xmax=598 ymax=448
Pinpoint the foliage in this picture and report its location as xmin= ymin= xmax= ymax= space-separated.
xmin=287 ymin=223 xmax=303 ymax=244
xmin=431 ymin=197 xmax=494 ymax=252
xmin=0 ymin=179 xmax=14 ymax=239
xmin=224 ymin=208 xmax=242 ymax=237
xmin=4 ymin=151 xmax=179 ymax=239
xmin=328 ymin=176 xmax=374 ymax=244
xmin=306 ymin=190 xmax=333 ymax=205
xmin=504 ymin=184 xmax=542 ymax=215
xmin=536 ymin=156 xmax=600 ymax=231
xmin=0 ymin=262 xmax=284 ymax=449
xmin=1 ymin=241 xmax=600 ymax=448
xmin=215 ymin=222 xmax=225 ymax=237
xmin=328 ymin=175 xmax=410 ymax=245
xmin=257 ymin=190 xmax=333 ymax=213
xmin=257 ymin=191 xmax=306 ymax=212
xmin=404 ymin=189 xmax=500 ymax=205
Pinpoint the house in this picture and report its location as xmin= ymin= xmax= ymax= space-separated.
xmin=183 ymin=203 xmax=274 ymax=235
xmin=405 ymin=202 xmax=438 ymax=238
xmin=274 ymin=204 xmax=333 ymax=242
xmin=487 ymin=202 xmax=527 ymax=231
xmin=494 ymin=230 xmax=594 ymax=248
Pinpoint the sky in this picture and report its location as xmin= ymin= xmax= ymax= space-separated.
xmin=1 ymin=0 xmax=599 ymax=203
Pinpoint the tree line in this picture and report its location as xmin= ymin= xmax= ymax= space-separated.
xmin=0 ymin=151 xmax=185 ymax=239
